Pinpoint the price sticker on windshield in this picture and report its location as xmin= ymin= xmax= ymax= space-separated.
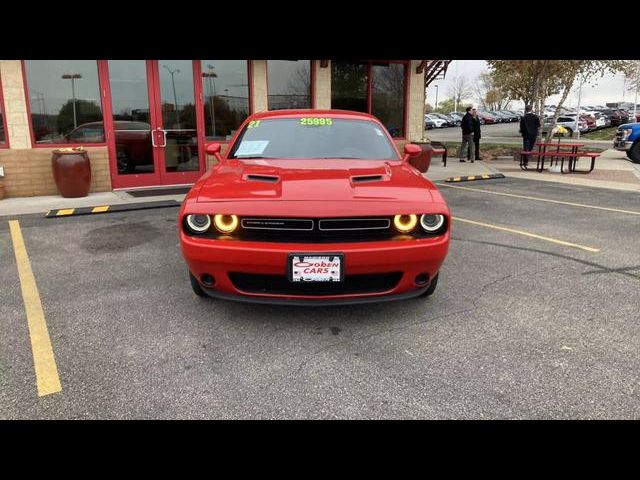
xmin=247 ymin=120 xmax=261 ymax=129
xmin=300 ymin=117 xmax=333 ymax=126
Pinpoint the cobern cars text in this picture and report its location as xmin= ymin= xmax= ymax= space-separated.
xmin=179 ymin=109 xmax=451 ymax=305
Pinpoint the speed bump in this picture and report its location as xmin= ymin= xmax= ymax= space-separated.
xmin=445 ymin=173 xmax=505 ymax=183
xmin=45 ymin=200 xmax=181 ymax=218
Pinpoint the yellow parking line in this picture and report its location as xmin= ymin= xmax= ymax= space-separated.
xmin=438 ymin=183 xmax=640 ymax=216
xmin=8 ymin=220 xmax=62 ymax=397
xmin=92 ymin=206 xmax=109 ymax=213
xmin=453 ymin=216 xmax=600 ymax=253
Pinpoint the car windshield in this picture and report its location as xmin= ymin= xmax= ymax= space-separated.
xmin=228 ymin=118 xmax=399 ymax=160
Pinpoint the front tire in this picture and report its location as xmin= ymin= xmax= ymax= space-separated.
xmin=189 ymin=272 xmax=207 ymax=297
xmin=629 ymin=142 xmax=640 ymax=164
xmin=419 ymin=273 xmax=439 ymax=297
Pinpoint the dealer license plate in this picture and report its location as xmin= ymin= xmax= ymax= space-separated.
xmin=288 ymin=253 xmax=344 ymax=282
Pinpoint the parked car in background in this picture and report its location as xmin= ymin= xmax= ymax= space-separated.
xmin=448 ymin=112 xmax=464 ymax=125
xmin=477 ymin=111 xmax=498 ymax=124
xmin=430 ymin=113 xmax=457 ymax=127
xmin=541 ymin=116 xmax=588 ymax=136
xmin=425 ymin=117 xmax=436 ymax=130
xmin=425 ymin=114 xmax=449 ymax=128
xmin=580 ymin=114 xmax=597 ymax=131
xmin=600 ymin=109 xmax=625 ymax=127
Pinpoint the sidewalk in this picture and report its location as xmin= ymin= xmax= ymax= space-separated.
xmin=0 ymin=190 xmax=186 ymax=217
xmin=425 ymin=148 xmax=640 ymax=192
xmin=1 ymin=149 xmax=638 ymax=216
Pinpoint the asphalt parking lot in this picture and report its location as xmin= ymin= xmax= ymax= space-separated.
xmin=1 ymin=177 xmax=639 ymax=419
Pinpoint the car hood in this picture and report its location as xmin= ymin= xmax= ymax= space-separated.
xmin=197 ymin=159 xmax=435 ymax=203
xmin=619 ymin=122 xmax=640 ymax=130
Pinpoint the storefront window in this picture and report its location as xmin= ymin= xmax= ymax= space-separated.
xmin=331 ymin=61 xmax=407 ymax=138
xmin=267 ymin=60 xmax=311 ymax=110
xmin=372 ymin=63 xmax=406 ymax=138
xmin=331 ymin=61 xmax=369 ymax=113
xmin=24 ymin=60 xmax=104 ymax=144
xmin=201 ymin=60 xmax=250 ymax=141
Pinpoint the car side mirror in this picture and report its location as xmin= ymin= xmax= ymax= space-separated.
xmin=206 ymin=142 xmax=223 ymax=163
xmin=403 ymin=143 xmax=421 ymax=161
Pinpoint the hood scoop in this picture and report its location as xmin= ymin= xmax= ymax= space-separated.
xmin=243 ymin=174 xmax=280 ymax=183
xmin=351 ymin=174 xmax=386 ymax=184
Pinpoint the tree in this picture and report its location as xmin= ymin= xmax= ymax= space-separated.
xmin=488 ymin=60 xmax=628 ymax=141
xmin=424 ymin=103 xmax=434 ymax=114
xmin=473 ymin=72 xmax=511 ymax=110
xmin=433 ymin=97 xmax=470 ymax=114
xmin=447 ymin=75 xmax=472 ymax=108
xmin=56 ymin=99 xmax=102 ymax=135
xmin=623 ymin=60 xmax=640 ymax=120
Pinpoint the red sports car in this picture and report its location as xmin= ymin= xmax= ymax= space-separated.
xmin=179 ymin=109 xmax=451 ymax=305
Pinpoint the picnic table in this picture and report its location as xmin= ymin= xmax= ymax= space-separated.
xmin=519 ymin=140 xmax=600 ymax=174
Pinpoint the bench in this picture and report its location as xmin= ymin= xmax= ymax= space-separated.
xmin=519 ymin=150 xmax=600 ymax=174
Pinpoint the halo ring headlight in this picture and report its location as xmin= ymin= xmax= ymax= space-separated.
xmin=213 ymin=214 xmax=239 ymax=234
xmin=420 ymin=214 xmax=445 ymax=233
xmin=186 ymin=214 xmax=211 ymax=233
xmin=393 ymin=214 xmax=418 ymax=233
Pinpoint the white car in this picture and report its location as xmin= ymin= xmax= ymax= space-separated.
xmin=425 ymin=114 xmax=449 ymax=128
xmin=542 ymin=116 xmax=588 ymax=136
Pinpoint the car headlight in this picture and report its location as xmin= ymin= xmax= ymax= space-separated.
xmin=622 ymin=129 xmax=632 ymax=140
xmin=420 ymin=214 xmax=445 ymax=233
xmin=185 ymin=214 xmax=211 ymax=233
xmin=213 ymin=214 xmax=239 ymax=234
xmin=393 ymin=214 xmax=417 ymax=233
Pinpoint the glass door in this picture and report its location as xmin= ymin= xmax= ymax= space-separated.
xmin=104 ymin=60 xmax=205 ymax=189
xmin=152 ymin=60 xmax=204 ymax=185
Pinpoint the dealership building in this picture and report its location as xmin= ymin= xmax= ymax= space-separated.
xmin=0 ymin=60 xmax=446 ymax=197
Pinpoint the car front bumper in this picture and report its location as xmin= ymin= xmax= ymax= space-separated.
xmin=181 ymin=234 xmax=449 ymax=304
xmin=613 ymin=139 xmax=632 ymax=151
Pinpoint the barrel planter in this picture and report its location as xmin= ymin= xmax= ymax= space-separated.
xmin=51 ymin=148 xmax=91 ymax=198
xmin=408 ymin=140 xmax=434 ymax=173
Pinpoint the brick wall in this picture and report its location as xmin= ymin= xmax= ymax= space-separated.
xmin=251 ymin=60 xmax=268 ymax=112
xmin=314 ymin=60 xmax=331 ymax=109
xmin=406 ymin=60 xmax=426 ymax=142
xmin=0 ymin=146 xmax=111 ymax=198
xmin=0 ymin=60 xmax=30 ymax=149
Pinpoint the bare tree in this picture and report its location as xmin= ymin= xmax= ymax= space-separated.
xmin=447 ymin=75 xmax=472 ymax=106
xmin=473 ymin=72 xmax=510 ymax=110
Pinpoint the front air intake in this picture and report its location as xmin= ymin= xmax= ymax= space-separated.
xmin=245 ymin=174 xmax=279 ymax=183
xmin=351 ymin=175 xmax=384 ymax=183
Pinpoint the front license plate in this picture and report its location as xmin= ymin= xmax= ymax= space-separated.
xmin=288 ymin=253 xmax=344 ymax=282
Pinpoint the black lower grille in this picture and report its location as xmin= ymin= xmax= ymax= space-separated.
xmin=228 ymin=272 xmax=403 ymax=296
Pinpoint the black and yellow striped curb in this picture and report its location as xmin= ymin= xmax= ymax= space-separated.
xmin=45 ymin=200 xmax=181 ymax=218
xmin=445 ymin=173 xmax=505 ymax=183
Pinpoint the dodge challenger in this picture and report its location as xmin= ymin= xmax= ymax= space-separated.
xmin=179 ymin=109 xmax=451 ymax=305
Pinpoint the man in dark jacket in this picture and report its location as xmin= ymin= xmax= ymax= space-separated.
xmin=468 ymin=107 xmax=481 ymax=161
xmin=459 ymin=106 xmax=475 ymax=163
xmin=520 ymin=105 xmax=540 ymax=151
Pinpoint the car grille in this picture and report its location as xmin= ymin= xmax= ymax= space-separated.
xmin=228 ymin=272 xmax=403 ymax=296
xmin=203 ymin=216 xmax=440 ymax=243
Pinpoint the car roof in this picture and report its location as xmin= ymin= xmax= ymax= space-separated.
xmin=247 ymin=109 xmax=377 ymax=122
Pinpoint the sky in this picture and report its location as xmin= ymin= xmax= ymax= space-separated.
xmin=425 ymin=60 xmax=635 ymax=110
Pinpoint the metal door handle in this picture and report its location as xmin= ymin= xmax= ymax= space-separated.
xmin=151 ymin=128 xmax=159 ymax=147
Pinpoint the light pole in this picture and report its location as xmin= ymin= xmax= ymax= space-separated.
xmin=434 ymin=84 xmax=439 ymax=110
xmin=202 ymin=64 xmax=217 ymax=137
xmin=575 ymin=76 xmax=584 ymax=139
xmin=61 ymin=73 xmax=82 ymax=128
xmin=163 ymin=65 xmax=181 ymax=129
